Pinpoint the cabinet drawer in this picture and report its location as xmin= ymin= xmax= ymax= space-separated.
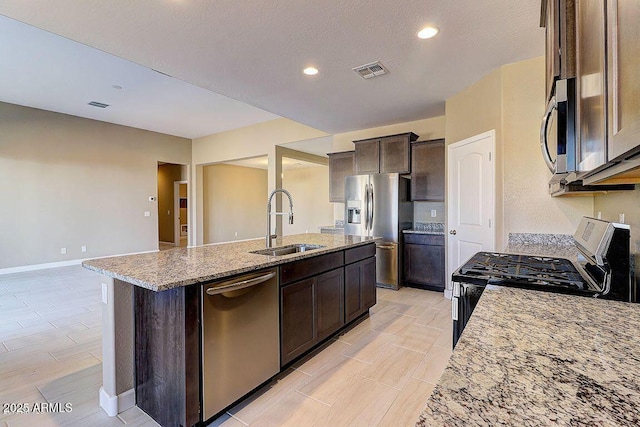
xmin=403 ymin=233 xmax=444 ymax=246
xmin=344 ymin=243 xmax=376 ymax=264
xmin=280 ymin=251 xmax=344 ymax=285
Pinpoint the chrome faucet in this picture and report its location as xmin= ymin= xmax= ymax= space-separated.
xmin=266 ymin=189 xmax=294 ymax=248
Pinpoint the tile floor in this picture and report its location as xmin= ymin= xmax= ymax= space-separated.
xmin=0 ymin=266 xmax=452 ymax=427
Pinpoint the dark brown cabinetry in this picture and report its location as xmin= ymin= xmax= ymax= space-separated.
xmin=327 ymin=151 xmax=355 ymax=202
xmin=541 ymin=0 xmax=576 ymax=100
xmin=134 ymin=285 xmax=200 ymax=427
xmin=403 ymin=233 xmax=445 ymax=291
xmin=280 ymin=251 xmax=346 ymax=366
xmin=576 ymin=1 xmax=640 ymax=184
xmin=410 ymin=139 xmax=445 ymax=201
xmin=344 ymin=244 xmax=377 ymax=323
xmin=354 ymin=132 xmax=418 ymax=175
xmin=605 ymin=0 xmax=640 ymax=162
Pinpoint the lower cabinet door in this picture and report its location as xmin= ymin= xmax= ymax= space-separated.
xmin=281 ymin=278 xmax=315 ymax=365
xmin=361 ymin=257 xmax=377 ymax=311
xmin=315 ymin=268 xmax=345 ymax=341
xmin=404 ymin=243 xmax=445 ymax=291
xmin=345 ymin=257 xmax=377 ymax=323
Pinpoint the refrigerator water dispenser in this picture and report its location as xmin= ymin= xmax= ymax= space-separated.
xmin=347 ymin=207 xmax=361 ymax=224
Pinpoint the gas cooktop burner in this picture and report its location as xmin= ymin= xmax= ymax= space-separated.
xmin=458 ymin=252 xmax=587 ymax=289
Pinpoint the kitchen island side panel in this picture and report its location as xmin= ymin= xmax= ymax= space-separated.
xmin=135 ymin=285 xmax=200 ymax=427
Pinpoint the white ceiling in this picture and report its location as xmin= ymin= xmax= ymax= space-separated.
xmin=0 ymin=1 xmax=544 ymax=135
xmin=0 ymin=15 xmax=279 ymax=139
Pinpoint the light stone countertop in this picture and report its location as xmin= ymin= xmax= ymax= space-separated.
xmin=82 ymin=233 xmax=378 ymax=292
xmin=504 ymin=232 xmax=579 ymax=260
xmin=417 ymin=286 xmax=640 ymax=426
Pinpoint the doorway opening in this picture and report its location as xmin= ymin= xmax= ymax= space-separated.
xmin=158 ymin=162 xmax=189 ymax=251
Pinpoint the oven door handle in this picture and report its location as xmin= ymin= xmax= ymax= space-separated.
xmin=540 ymin=95 xmax=557 ymax=174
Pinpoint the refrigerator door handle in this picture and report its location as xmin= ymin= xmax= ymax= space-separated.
xmin=368 ymin=184 xmax=374 ymax=230
xmin=363 ymin=184 xmax=369 ymax=230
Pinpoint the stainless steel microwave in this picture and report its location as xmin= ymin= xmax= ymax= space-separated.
xmin=540 ymin=78 xmax=577 ymax=183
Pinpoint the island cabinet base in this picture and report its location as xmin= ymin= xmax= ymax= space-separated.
xmin=134 ymin=285 xmax=200 ymax=427
xmin=133 ymin=242 xmax=378 ymax=427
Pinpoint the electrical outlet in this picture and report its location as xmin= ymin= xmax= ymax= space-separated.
xmin=60 ymin=247 xmax=67 ymax=255
xmin=101 ymin=283 xmax=108 ymax=304
xmin=431 ymin=210 xmax=437 ymax=218
xmin=144 ymin=211 xmax=150 ymax=217
xmin=81 ymin=246 xmax=87 ymax=253
xmin=597 ymin=211 xmax=602 ymax=219
xmin=619 ymin=213 xmax=625 ymax=224
xmin=235 ymin=231 xmax=238 ymax=237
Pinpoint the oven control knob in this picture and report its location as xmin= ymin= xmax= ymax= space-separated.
xmin=449 ymin=230 xmax=457 ymax=235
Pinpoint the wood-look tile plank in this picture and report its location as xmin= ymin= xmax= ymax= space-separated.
xmin=393 ymin=324 xmax=441 ymax=354
xmin=249 ymin=389 xmax=329 ymax=427
xmin=411 ymin=345 xmax=453 ymax=384
xmin=360 ymin=343 xmax=424 ymax=390
xmin=204 ymin=412 xmax=246 ymax=427
xmin=376 ymin=378 xmax=436 ymax=427
xmin=312 ymin=376 xmax=398 ymax=427
xmin=228 ymin=369 xmax=312 ymax=425
xmin=296 ymin=354 xmax=371 ymax=406
xmin=117 ymin=406 xmax=161 ymax=427
xmin=339 ymin=330 xmax=396 ymax=364
xmin=292 ymin=339 xmax=351 ymax=376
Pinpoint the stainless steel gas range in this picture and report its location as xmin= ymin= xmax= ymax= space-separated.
xmin=451 ymin=216 xmax=635 ymax=348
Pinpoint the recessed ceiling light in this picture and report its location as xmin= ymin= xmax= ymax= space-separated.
xmin=303 ymin=67 xmax=319 ymax=76
xmin=417 ymin=26 xmax=439 ymax=39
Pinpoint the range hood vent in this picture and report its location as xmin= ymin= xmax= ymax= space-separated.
xmin=88 ymin=101 xmax=109 ymax=108
xmin=352 ymin=61 xmax=388 ymax=79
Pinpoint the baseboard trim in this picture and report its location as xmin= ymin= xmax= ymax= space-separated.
xmin=0 ymin=249 xmax=159 ymax=275
xmin=444 ymin=289 xmax=452 ymax=300
xmin=99 ymin=387 xmax=118 ymax=417
xmin=99 ymin=387 xmax=135 ymax=417
xmin=117 ymin=388 xmax=136 ymax=413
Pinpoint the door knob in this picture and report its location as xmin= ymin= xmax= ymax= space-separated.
xmin=449 ymin=230 xmax=457 ymax=235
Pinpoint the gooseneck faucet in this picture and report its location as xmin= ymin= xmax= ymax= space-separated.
xmin=266 ymin=189 xmax=294 ymax=248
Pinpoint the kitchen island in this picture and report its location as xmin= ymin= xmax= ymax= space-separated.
xmin=82 ymin=233 xmax=378 ymax=426
xmin=417 ymin=286 xmax=640 ymax=426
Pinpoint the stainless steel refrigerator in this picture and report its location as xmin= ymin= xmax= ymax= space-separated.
xmin=344 ymin=173 xmax=413 ymax=290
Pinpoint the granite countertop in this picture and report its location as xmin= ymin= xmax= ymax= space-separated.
xmin=403 ymin=229 xmax=445 ymax=235
xmin=404 ymin=222 xmax=445 ymax=235
xmin=418 ymin=286 xmax=640 ymax=426
xmin=82 ymin=233 xmax=378 ymax=292
xmin=504 ymin=232 xmax=579 ymax=260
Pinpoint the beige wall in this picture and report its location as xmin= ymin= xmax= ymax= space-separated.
xmin=0 ymin=102 xmax=191 ymax=269
xmin=594 ymin=188 xmax=640 ymax=285
xmin=192 ymin=118 xmax=328 ymax=244
xmin=282 ymin=165 xmax=333 ymax=235
xmin=202 ymin=164 xmax=267 ymax=243
xmin=157 ymin=163 xmax=182 ymax=243
xmin=501 ymin=57 xmax=593 ymax=241
xmin=445 ymin=56 xmax=593 ymax=249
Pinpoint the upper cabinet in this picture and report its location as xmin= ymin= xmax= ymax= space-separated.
xmin=410 ymin=139 xmax=445 ymax=201
xmin=605 ymin=0 xmax=640 ymax=162
xmin=354 ymin=132 xmax=418 ymax=175
xmin=580 ymin=0 xmax=640 ymax=184
xmin=541 ymin=0 xmax=576 ymax=100
xmin=327 ymin=151 xmax=355 ymax=202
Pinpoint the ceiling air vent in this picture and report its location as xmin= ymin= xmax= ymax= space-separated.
xmin=352 ymin=61 xmax=388 ymax=79
xmin=88 ymin=101 xmax=109 ymax=108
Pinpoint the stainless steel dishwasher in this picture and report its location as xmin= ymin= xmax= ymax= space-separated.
xmin=201 ymin=268 xmax=280 ymax=420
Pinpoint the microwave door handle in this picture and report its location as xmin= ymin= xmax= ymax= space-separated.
xmin=540 ymin=95 xmax=557 ymax=173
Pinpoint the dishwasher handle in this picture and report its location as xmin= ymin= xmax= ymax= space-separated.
xmin=205 ymin=271 xmax=276 ymax=296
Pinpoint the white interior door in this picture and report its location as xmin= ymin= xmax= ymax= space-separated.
xmin=447 ymin=130 xmax=496 ymax=290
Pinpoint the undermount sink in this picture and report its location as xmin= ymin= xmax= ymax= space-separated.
xmin=250 ymin=244 xmax=325 ymax=256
